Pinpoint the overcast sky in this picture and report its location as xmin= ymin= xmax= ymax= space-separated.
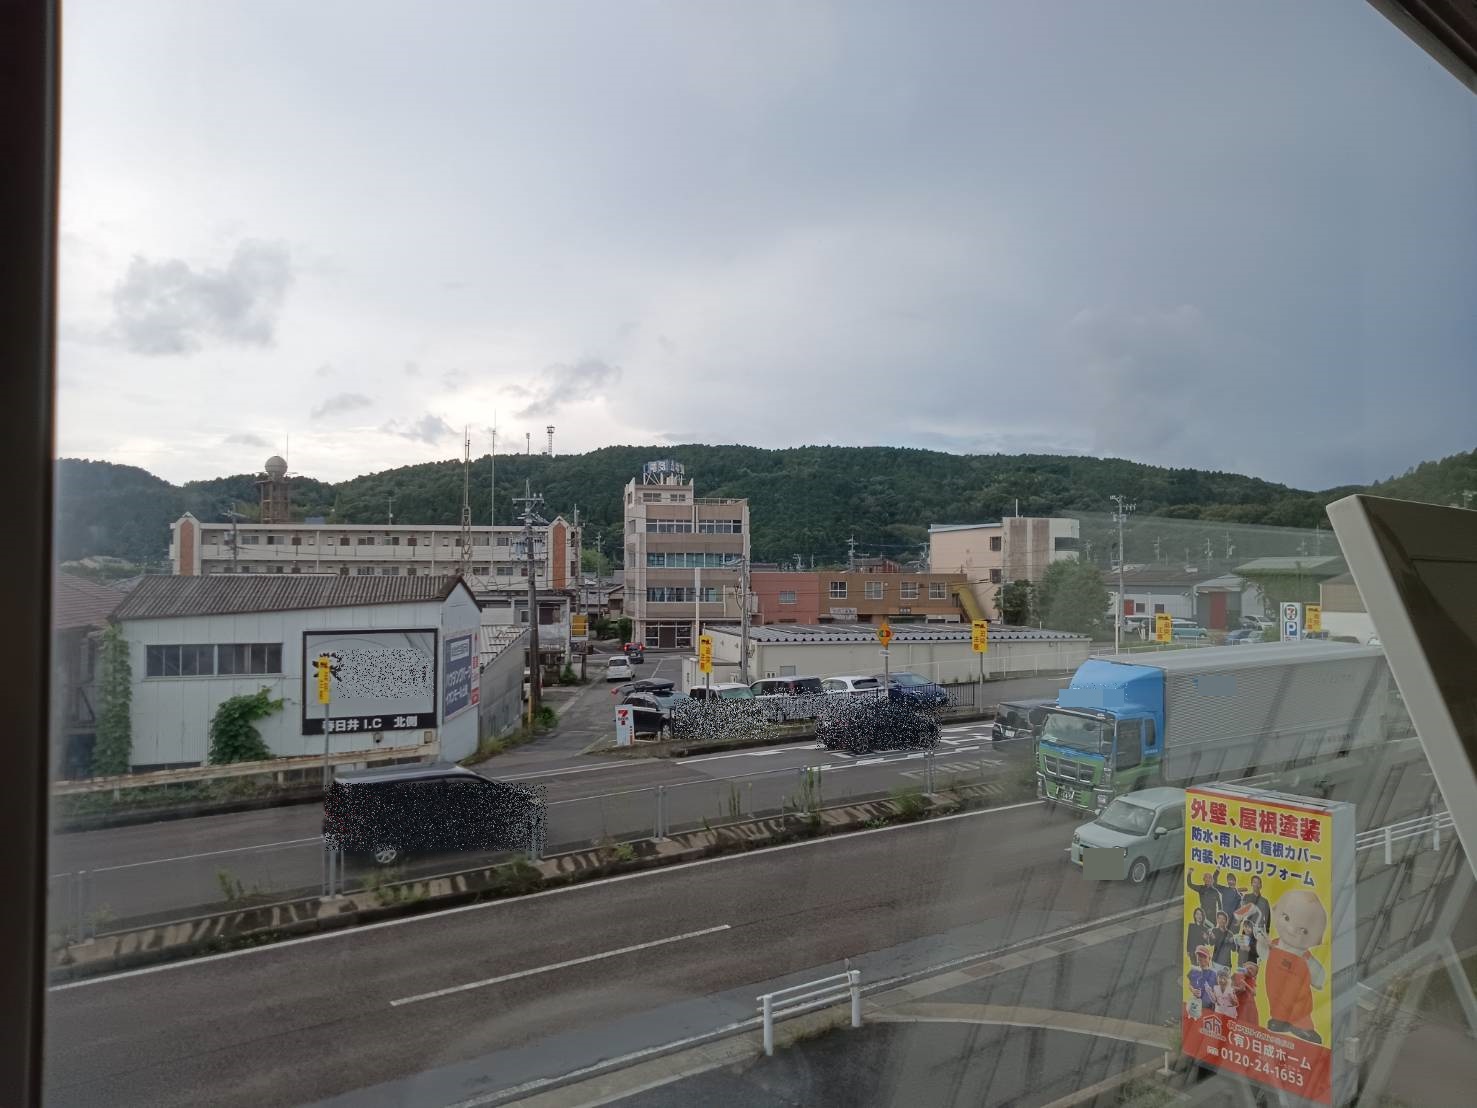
xmin=58 ymin=1 xmax=1477 ymax=491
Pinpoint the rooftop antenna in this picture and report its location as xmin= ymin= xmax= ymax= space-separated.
xmin=546 ymin=424 xmax=555 ymax=457
xmin=459 ymin=428 xmax=474 ymax=577
xmin=525 ymin=431 xmax=530 ymax=455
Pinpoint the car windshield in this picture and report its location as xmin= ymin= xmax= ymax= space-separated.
xmin=717 ymin=686 xmax=754 ymax=700
xmin=1039 ymin=710 xmax=1112 ymax=754
xmin=1095 ymin=799 xmax=1157 ymax=837
xmin=889 ymin=672 xmax=927 ymax=686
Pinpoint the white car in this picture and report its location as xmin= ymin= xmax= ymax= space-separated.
xmin=822 ymin=675 xmax=884 ymax=698
xmin=605 ymin=656 xmax=634 ymax=681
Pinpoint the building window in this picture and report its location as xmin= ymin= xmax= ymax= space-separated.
xmin=1135 ymin=601 xmax=1145 ymax=613
xmin=272 ymin=566 xmax=284 ymax=573
xmin=518 ymin=609 xmax=529 ymax=623
xmin=645 ymin=520 xmax=694 ymax=533
xmin=496 ymin=565 xmax=514 ymax=577
xmin=406 ymin=536 xmax=417 ymax=547
xmin=290 ymin=566 xmax=301 ymax=574
xmin=240 ymin=534 xmax=260 ymax=545
xmin=829 ymin=581 xmax=847 ymax=599
xmin=217 ymin=643 xmax=283 ymax=676
xmin=266 ymin=535 xmax=284 ymax=545
xmin=338 ymin=536 xmax=350 ymax=546
xmin=407 ymin=567 xmax=417 ymax=576
xmin=989 ymin=536 xmax=1002 ymax=552
xmin=929 ymin=582 xmax=947 ymax=600
xmin=291 ymin=536 xmax=302 ymax=546
xmin=387 ymin=536 xmax=400 ymax=546
xmin=338 ymin=566 xmax=349 ymax=576
xmin=646 ymin=587 xmax=719 ymax=603
xmin=989 ymin=569 xmax=1002 ymax=584
xmin=441 ymin=537 xmax=452 ymax=547
xmin=864 ymin=581 xmax=884 ymax=600
xmin=697 ymin=519 xmax=743 ymax=534
xmin=496 ymin=535 xmax=511 ymax=547
xmin=900 ymin=581 xmax=919 ymax=599
xmin=1153 ymin=603 xmax=1165 ymax=614
xmin=779 ymin=590 xmax=797 ymax=605
xmin=642 ymin=491 xmax=661 ymax=502
xmin=356 ymin=566 xmax=374 ymax=575
xmin=379 ymin=567 xmax=398 ymax=575
xmin=357 ymin=537 xmax=375 ymax=546
xmin=1053 ymin=536 xmax=1079 ymax=552
xmin=667 ymin=492 xmax=685 ymax=502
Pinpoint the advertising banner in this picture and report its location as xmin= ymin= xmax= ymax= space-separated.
xmin=971 ymin=619 xmax=989 ymax=653
xmin=302 ymin=629 xmax=437 ymax=735
xmin=442 ymin=632 xmax=478 ymax=722
xmin=1181 ymin=784 xmax=1355 ymax=1105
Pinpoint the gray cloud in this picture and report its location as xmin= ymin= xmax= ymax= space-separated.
xmin=224 ymin=432 xmax=271 ymax=448
xmin=314 ymin=362 xmax=333 ymax=378
xmin=310 ymin=392 xmax=373 ymax=419
xmin=381 ymin=413 xmax=456 ymax=444
xmin=515 ymin=358 xmax=622 ymax=418
xmin=110 ymin=239 xmax=293 ymax=355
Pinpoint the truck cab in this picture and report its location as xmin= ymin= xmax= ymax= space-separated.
xmin=1036 ymin=659 xmax=1164 ymax=813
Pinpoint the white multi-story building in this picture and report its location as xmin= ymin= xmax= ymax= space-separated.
xmin=623 ymin=460 xmax=750 ymax=649
xmin=169 ymin=514 xmax=580 ymax=593
xmin=928 ymin=517 xmax=1080 ymax=620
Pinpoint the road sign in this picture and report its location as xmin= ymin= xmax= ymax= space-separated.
xmin=1282 ymin=602 xmax=1303 ymax=641
xmin=877 ymin=620 xmax=893 ymax=647
xmin=971 ymin=619 xmax=989 ymax=653
xmin=315 ymin=654 xmax=331 ymax=704
xmin=571 ymin=614 xmax=588 ymax=638
xmin=1154 ymin=613 xmax=1173 ymax=644
xmin=698 ymin=633 xmax=713 ymax=674
xmin=614 ymin=705 xmax=633 ymax=747
xmin=1305 ymin=604 xmax=1322 ymax=633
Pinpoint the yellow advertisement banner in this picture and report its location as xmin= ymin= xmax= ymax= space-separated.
xmin=971 ymin=619 xmax=989 ymax=653
xmin=1181 ymin=786 xmax=1341 ymax=1103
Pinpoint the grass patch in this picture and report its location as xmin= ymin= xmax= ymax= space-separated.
xmin=462 ymin=707 xmax=559 ymax=764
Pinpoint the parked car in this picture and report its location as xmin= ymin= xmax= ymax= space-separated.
xmin=816 ymin=698 xmax=941 ymax=755
xmin=1122 ymin=614 xmax=1153 ymax=639
xmin=613 ymin=678 xmax=675 ymax=697
xmin=605 ymin=655 xmax=634 ymax=681
xmin=1068 ymin=786 xmax=1186 ymax=885
xmin=1171 ymin=620 xmax=1210 ymax=641
xmin=750 ymin=676 xmax=826 ymax=720
xmin=622 ymin=642 xmax=645 ymax=663
xmin=873 ymin=670 xmax=950 ymax=708
xmin=992 ymin=697 xmax=1055 ymax=742
xmin=323 ymin=762 xmax=542 ymax=866
xmin=622 ymin=685 xmax=689 ymax=716
xmin=620 ymin=691 xmax=685 ymax=737
xmin=1222 ymin=627 xmax=1259 ymax=644
xmin=686 ymin=682 xmax=755 ymax=701
xmin=822 ymin=675 xmax=884 ymax=698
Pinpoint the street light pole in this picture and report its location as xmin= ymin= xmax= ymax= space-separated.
xmin=1109 ymin=495 xmax=1135 ymax=652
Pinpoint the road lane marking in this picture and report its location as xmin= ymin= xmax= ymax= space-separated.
xmin=48 ymin=800 xmax=1043 ymax=991
xmin=54 ymin=836 xmax=323 ymax=878
xmin=388 ymin=925 xmax=732 ymax=1007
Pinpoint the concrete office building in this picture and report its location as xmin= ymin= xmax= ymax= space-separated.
xmin=751 ymin=567 xmax=969 ymax=624
xmin=928 ymin=518 xmax=1080 ymax=620
xmin=111 ymin=574 xmax=482 ymax=769
xmin=623 ymin=460 xmax=750 ymax=649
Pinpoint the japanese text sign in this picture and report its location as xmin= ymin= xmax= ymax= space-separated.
xmin=1304 ymin=605 xmax=1322 ymax=634
xmin=315 ymin=654 xmax=331 ymax=705
xmin=698 ymin=633 xmax=713 ymax=674
xmin=1182 ymin=784 xmax=1355 ymax=1105
xmin=1154 ymin=613 xmax=1173 ymax=643
xmin=971 ymin=619 xmax=989 ymax=653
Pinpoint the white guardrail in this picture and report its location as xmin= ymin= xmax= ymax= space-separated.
xmin=1356 ymin=811 xmax=1454 ymax=863
xmin=758 ymin=970 xmax=862 ymax=1056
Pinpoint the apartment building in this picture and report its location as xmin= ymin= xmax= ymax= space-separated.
xmin=169 ymin=513 xmax=580 ymax=592
xmin=751 ymin=566 xmax=968 ymax=624
xmin=623 ymin=460 xmax=749 ymax=649
xmin=928 ymin=517 xmax=1080 ymax=619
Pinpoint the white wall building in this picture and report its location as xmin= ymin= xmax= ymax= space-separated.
xmin=928 ymin=518 xmax=1080 ymax=620
xmin=698 ymin=622 xmax=1092 ymax=690
xmin=112 ymin=575 xmax=482 ymax=769
xmin=169 ymin=513 xmax=580 ymax=594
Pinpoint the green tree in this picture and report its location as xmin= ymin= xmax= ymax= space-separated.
xmin=1036 ymin=561 xmax=1110 ymax=638
xmin=207 ymin=688 xmax=284 ymax=764
xmin=996 ymin=579 xmax=1035 ymax=625
xmin=91 ymin=623 xmax=133 ymax=776
xmin=616 ymin=616 xmax=633 ymax=644
xmin=581 ymin=547 xmax=612 ymax=577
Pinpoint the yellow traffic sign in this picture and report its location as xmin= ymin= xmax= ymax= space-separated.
xmin=1153 ymin=613 xmax=1173 ymax=644
xmin=1305 ymin=604 xmax=1322 ymax=633
xmin=698 ymin=633 xmax=713 ymax=674
xmin=971 ymin=619 xmax=989 ymax=653
xmin=315 ymin=654 xmax=332 ymax=704
xmin=877 ymin=620 xmax=893 ymax=647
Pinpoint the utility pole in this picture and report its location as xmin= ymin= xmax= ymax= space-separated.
xmin=515 ymin=480 xmax=547 ymax=721
xmin=223 ymin=508 xmax=245 ymax=571
xmin=1109 ymin=495 xmax=1135 ymax=652
xmin=739 ymin=555 xmax=751 ymax=685
xmin=847 ymin=535 xmax=857 ymax=572
xmin=458 ymin=428 xmax=473 ymax=578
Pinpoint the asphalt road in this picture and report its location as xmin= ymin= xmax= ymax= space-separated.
xmin=43 ymin=750 xmax=1460 ymax=1108
xmin=48 ymin=660 xmax=1067 ymax=927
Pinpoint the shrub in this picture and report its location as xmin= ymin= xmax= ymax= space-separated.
xmin=92 ymin=624 xmax=133 ymax=776
xmin=208 ymin=688 xmax=284 ymax=764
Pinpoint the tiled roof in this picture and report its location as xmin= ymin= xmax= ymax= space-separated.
xmin=112 ymin=574 xmax=471 ymax=621
xmin=52 ymin=573 xmax=124 ymax=630
xmin=707 ymin=622 xmax=1087 ymax=644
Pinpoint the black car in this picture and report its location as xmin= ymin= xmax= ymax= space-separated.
xmin=815 ymin=698 xmax=941 ymax=755
xmin=323 ymin=762 xmax=544 ymax=865
xmin=872 ymin=671 xmax=951 ymax=709
xmin=991 ymin=697 xmax=1055 ymax=742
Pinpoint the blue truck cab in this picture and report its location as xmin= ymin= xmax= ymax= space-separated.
xmin=1037 ymin=658 xmax=1164 ymax=813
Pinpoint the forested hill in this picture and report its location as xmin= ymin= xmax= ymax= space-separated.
xmin=54 ymin=444 xmax=1473 ymax=568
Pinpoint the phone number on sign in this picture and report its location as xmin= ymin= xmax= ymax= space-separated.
xmin=1214 ymin=1048 xmax=1306 ymax=1088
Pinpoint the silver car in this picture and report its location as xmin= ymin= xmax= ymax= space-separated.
xmin=1068 ymin=786 xmax=1186 ymax=885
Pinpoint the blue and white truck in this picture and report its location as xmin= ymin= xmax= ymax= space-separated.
xmin=1035 ymin=642 xmax=1391 ymax=815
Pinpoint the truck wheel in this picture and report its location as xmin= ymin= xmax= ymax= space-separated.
xmin=1128 ymin=857 xmax=1150 ymax=885
xmin=373 ymin=844 xmax=401 ymax=866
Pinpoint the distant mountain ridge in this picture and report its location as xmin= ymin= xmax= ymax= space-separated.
xmin=54 ymin=444 xmax=1475 ymax=568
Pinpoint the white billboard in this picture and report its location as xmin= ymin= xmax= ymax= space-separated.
xmin=302 ymin=628 xmax=437 ymax=736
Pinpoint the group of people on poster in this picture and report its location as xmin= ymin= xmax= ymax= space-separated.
xmin=1184 ymin=868 xmax=1271 ymax=1028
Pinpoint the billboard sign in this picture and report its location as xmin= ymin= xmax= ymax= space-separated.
xmin=698 ymin=634 xmax=713 ymax=674
xmin=1181 ymin=784 xmax=1355 ymax=1105
xmin=1154 ymin=612 xmax=1173 ymax=643
xmin=442 ymin=632 xmax=479 ymax=722
xmin=302 ymin=629 xmax=437 ymax=735
xmin=971 ymin=619 xmax=989 ymax=653
xmin=1282 ymin=601 xmax=1303 ymax=642
xmin=614 ymin=704 xmax=634 ymax=747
